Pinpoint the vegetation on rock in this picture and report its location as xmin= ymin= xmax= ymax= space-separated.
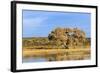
xmin=48 ymin=27 xmax=86 ymax=49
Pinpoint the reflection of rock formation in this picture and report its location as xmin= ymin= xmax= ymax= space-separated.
xmin=23 ymin=48 xmax=91 ymax=61
xmin=48 ymin=27 xmax=86 ymax=49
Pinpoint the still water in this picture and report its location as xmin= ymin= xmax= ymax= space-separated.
xmin=22 ymin=57 xmax=48 ymax=63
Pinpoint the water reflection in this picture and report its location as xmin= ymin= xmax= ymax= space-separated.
xmin=22 ymin=57 xmax=48 ymax=63
xmin=22 ymin=49 xmax=91 ymax=63
xmin=23 ymin=54 xmax=90 ymax=63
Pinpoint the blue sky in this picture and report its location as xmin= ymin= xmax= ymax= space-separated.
xmin=22 ymin=10 xmax=91 ymax=37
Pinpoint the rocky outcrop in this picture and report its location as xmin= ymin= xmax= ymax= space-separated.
xmin=48 ymin=27 xmax=86 ymax=49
